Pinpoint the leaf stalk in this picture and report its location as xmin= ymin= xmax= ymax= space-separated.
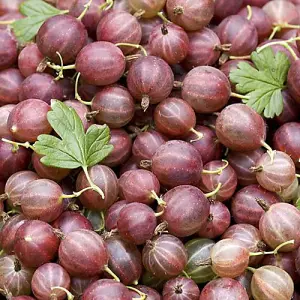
xmin=202 ymin=160 xmax=229 ymax=175
xmin=246 ymin=5 xmax=252 ymax=20
xmin=60 ymin=186 xmax=95 ymax=200
xmin=249 ymin=240 xmax=294 ymax=256
xmin=189 ymin=128 xmax=204 ymax=142
xmin=205 ymin=182 xmax=222 ymax=198
xmin=98 ymin=0 xmax=114 ymax=11
xmin=0 ymin=20 xmax=15 ymax=25
xmin=1 ymin=138 xmax=35 ymax=151
xmin=77 ymin=0 xmax=93 ymax=21
xmin=157 ymin=11 xmax=170 ymax=23
xmin=103 ymin=265 xmax=120 ymax=281
xmin=115 ymin=43 xmax=147 ymax=56
xmin=82 ymin=166 xmax=105 ymax=199
xmin=51 ymin=287 xmax=74 ymax=300
xmin=74 ymin=72 xmax=93 ymax=106
xmin=127 ymin=286 xmax=147 ymax=300
xmin=231 ymin=92 xmax=250 ymax=100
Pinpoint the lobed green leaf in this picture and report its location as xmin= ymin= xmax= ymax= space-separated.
xmin=20 ymin=0 xmax=62 ymax=16
xmin=11 ymin=16 xmax=47 ymax=44
xmin=33 ymin=101 xmax=113 ymax=170
xmin=34 ymin=134 xmax=82 ymax=169
xmin=85 ymin=124 xmax=114 ymax=166
xmin=11 ymin=0 xmax=68 ymax=44
xmin=47 ymin=100 xmax=86 ymax=166
xmin=230 ymin=47 xmax=291 ymax=118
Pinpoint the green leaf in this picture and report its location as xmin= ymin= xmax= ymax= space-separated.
xmin=264 ymin=89 xmax=283 ymax=118
xmin=11 ymin=0 xmax=67 ymax=44
xmin=34 ymin=135 xmax=82 ymax=169
xmin=33 ymin=100 xmax=113 ymax=169
xmin=20 ymin=0 xmax=62 ymax=16
xmin=229 ymin=47 xmax=291 ymax=118
xmin=85 ymin=125 xmax=114 ymax=166
xmin=296 ymin=198 xmax=300 ymax=210
xmin=11 ymin=15 xmax=48 ymax=45
xmin=47 ymin=100 xmax=86 ymax=166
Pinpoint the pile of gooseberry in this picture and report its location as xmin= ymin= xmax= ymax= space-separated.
xmin=1 ymin=0 xmax=300 ymax=299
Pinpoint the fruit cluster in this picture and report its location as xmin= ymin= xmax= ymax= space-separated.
xmin=1 ymin=0 xmax=300 ymax=299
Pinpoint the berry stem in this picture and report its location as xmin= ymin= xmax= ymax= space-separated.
xmin=205 ymin=182 xmax=222 ymax=198
xmin=77 ymin=0 xmax=93 ymax=21
xmin=127 ymin=286 xmax=147 ymax=300
xmin=247 ymin=5 xmax=252 ymax=20
xmin=74 ymin=73 xmax=93 ymax=106
xmin=202 ymin=160 xmax=229 ymax=175
xmin=115 ymin=43 xmax=147 ymax=56
xmin=59 ymin=9 xmax=70 ymax=15
xmin=103 ymin=265 xmax=120 ymax=282
xmin=82 ymin=166 xmax=105 ymax=199
xmin=272 ymin=240 xmax=295 ymax=254
xmin=54 ymin=51 xmax=65 ymax=80
xmin=126 ymin=54 xmax=142 ymax=61
xmin=261 ymin=141 xmax=273 ymax=153
xmin=257 ymin=37 xmax=300 ymax=54
xmin=61 ymin=186 xmax=95 ymax=200
xmin=282 ymin=42 xmax=299 ymax=61
xmin=274 ymin=22 xmax=300 ymax=30
xmin=1 ymin=138 xmax=35 ymax=151
xmin=261 ymin=141 xmax=275 ymax=163
xmin=150 ymin=190 xmax=167 ymax=207
xmin=46 ymin=62 xmax=76 ymax=71
xmin=189 ymin=128 xmax=204 ymax=142
xmin=215 ymin=43 xmax=231 ymax=52
xmin=219 ymin=52 xmax=229 ymax=65
xmin=249 ymin=240 xmax=294 ymax=256
xmin=0 ymin=20 xmax=15 ymax=25
xmin=46 ymin=59 xmax=76 ymax=81
xmin=154 ymin=221 xmax=168 ymax=235
xmin=154 ymin=210 xmax=165 ymax=217
xmin=98 ymin=0 xmax=114 ymax=11
xmin=268 ymin=25 xmax=281 ymax=40
xmin=230 ymin=92 xmax=250 ymax=100
xmin=51 ymin=287 xmax=74 ymax=300
xmin=157 ymin=11 xmax=170 ymax=23
xmin=229 ymin=55 xmax=251 ymax=60
xmin=181 ymin=270 xmax=191 ymax=278
xmin=127 ymin=125 xmax=149 ymax=136
xmin=85 ymin=110 xmax=99 ymax=121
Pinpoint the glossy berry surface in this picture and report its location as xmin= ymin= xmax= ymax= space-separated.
xmin=152 ymin=140 xmax=203 ymax=188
